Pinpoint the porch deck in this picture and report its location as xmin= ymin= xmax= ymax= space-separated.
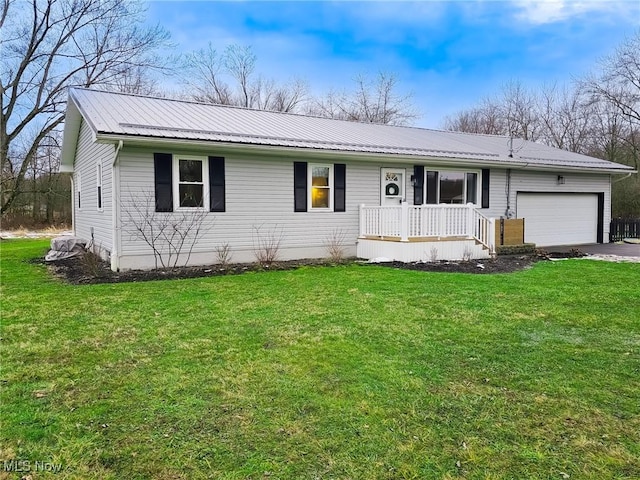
xmin=360 ymin=235 xmax=472 ymax=242
xmin=357 ymin=203 xmax=496 ymax=262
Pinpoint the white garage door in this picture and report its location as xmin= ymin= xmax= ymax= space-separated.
xmin=517 ymin=193 xmax=598 ymax=247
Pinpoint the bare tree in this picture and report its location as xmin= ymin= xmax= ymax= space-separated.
xmin=445 ymin=79 xmax=636 ymax=166
xmin=249 ymin=77 xmax=308 ymax=113
xmin=443 ymin=33 xmax=639 ymax=217
xmin=500 ymin=81 xmax=541 ymax=141
xmin=111 ymin=65 xmax=164 ymax=96
xmin=581 ymin=30 xmax=640 ymax=217
xmin=537 ymin=83 xmax=592 ymax=153
xmin=0 ymin=0 xmax=169 ymax=215
xmin=309 ymin=72 xmax=418 ymax=126
xmin=582 ymin=29 xmax=640 ymax=173
xmin=224 ymin=44 xmax=255 ymax=108
xmin=181 ymin=43 xmax=308 ymax=113
xmin=443 ymin=100 xmax=506 ymax=135
xmin=443 ymin=81 xmax=540 ymax=139
xmin=583 ymin=30 xmax=640 ymax=127
xmin=183 ymin=49 xmax=413 ymax=123
xmin=182 ymin=43 xmax=233 ymax=105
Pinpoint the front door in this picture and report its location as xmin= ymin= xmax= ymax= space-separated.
xmin=381 ymin=168 xmax=405 ymax=206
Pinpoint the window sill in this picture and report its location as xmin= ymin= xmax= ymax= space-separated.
xmin=175 ymin=206 xmax=208 ymax=212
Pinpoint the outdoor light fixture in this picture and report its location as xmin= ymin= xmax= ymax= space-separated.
xmin=557 ymin=175 xmax=566 ymax=185
xmin=410 ymin=174 xmax=417 ymax=187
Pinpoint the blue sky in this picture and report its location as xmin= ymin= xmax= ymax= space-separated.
xmin=146 ymin=1 xmax=640 ymax=128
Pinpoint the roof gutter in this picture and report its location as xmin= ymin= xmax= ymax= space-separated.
xmin=94 ymin=132 xmax=636 ymax=175
xmin=94 ymin=133 xmax=529 ymax=168
xmin=612 ymin=172 xmax=636 ymax=183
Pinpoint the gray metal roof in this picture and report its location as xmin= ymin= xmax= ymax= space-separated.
xmin=61 ymin=87 xmax=634 ymax=173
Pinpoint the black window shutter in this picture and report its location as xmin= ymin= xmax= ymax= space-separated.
xmin=413 ymin=165 xmax=424 ymax=205
xmin=466 ymin=172 xmax=478 ymax=204
xmin=208 ymin=156 xmax=225 ymax=212
xmin=294 ymin=162 xmax=307 ymax=212
xmin=426 ymin=170 xmax=438 ymax=204
xmin=481 ymin=168 xmax=490 ymax=208
xmin=154 ymin=153 xmax=173 ymax=212
xmin=334 ymin=164 xmax=346 ymax=212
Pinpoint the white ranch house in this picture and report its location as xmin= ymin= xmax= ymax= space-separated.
xmin=60 ymin=88 xmax=634 ymax=271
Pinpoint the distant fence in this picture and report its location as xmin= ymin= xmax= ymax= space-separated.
xmin=610 ymin=218 xmax=640 ymax=242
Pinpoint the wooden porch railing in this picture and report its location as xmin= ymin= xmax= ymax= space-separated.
xmin=359 ymin=203 xmax=496 ymax=254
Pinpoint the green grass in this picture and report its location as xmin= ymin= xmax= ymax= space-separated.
xmin=1 ymin=239 xmax=639 ymax=479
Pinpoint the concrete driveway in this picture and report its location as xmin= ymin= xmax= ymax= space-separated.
xmin=546 ymin=242 xmax=640 ymax=258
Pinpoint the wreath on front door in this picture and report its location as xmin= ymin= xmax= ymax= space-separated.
xmin=385 ymin=183 xmax=400 ymax=196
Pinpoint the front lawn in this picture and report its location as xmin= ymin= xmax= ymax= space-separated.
xmin=1 ymin=239 xmax=639 ymax=479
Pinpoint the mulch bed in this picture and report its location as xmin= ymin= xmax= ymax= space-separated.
xmin=34 ymin=248 xmax=587 ymax=285
xmin=38 ymin=257 xmax=338 ymax=285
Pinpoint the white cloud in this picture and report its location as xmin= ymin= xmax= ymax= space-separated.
xmin=512 ymin=0 xmax=632 ymax=25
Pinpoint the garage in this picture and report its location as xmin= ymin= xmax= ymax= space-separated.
xmin=517 ymin=193 xmax=601 ymax=247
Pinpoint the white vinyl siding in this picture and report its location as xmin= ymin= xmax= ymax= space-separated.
xmin=117 ymin=146 xmax=412 ymax=269
xmin=73 ymin=119 xmax=114 ymax=252
xmin=482 ymin=169 xmax=611 ymax=243
xmin=113 ymin=145 xmax=614 ymax=269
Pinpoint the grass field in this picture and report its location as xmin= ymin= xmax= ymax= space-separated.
xmin=1 ymin=239 xmax=639 ymax=479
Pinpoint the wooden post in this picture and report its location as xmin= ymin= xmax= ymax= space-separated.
xmin=488 ymin=218 xmax=496 ymax=255
xmin=359 ymin=204 xmax=365 ymax=238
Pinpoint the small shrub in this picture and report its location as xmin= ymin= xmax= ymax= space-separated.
xmin=123 ymin=190 xmax=211 ymax=269
xmin=325 ymin=228 xmax=346 ymax=263
xmin=214 ymin=243 xmax=232 ymax=267
xmin=252 ymin=225 xmax=283 ymax=268
xmin=429 ymin=246 xmax=438 ymax=263
xmin=462 ymin=246 xmax=473 ymax=262
xmin=80 ymin=249 xmax=102 ymax=277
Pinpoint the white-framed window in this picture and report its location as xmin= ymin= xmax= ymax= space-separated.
xmin=96 ymin=161 xmax=103 ymax=211
xmin=439 ymin=171 xmax=466 ymax=204
xmin=173 ymin=155 xmax=209 ymax=209
xmin=427 ymin=169 xmax=479 ymax=205
xmin=77 ymin=171 xmax=82 ymax=210
xmin=308 ymin=163 xmax=333 ymax=210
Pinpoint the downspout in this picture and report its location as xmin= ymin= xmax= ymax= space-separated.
xmin=505 ymin=168 xmax=514 ymax=218
xmin=612 ymin=172 xmax=633 ymax=183
xmin=505 ymin=135 xmax=514 ymax=219
xmin=70 ymin=177 xmax=76 ymax=236
xmin=111 ymin=140 xmax=123 ymax=271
